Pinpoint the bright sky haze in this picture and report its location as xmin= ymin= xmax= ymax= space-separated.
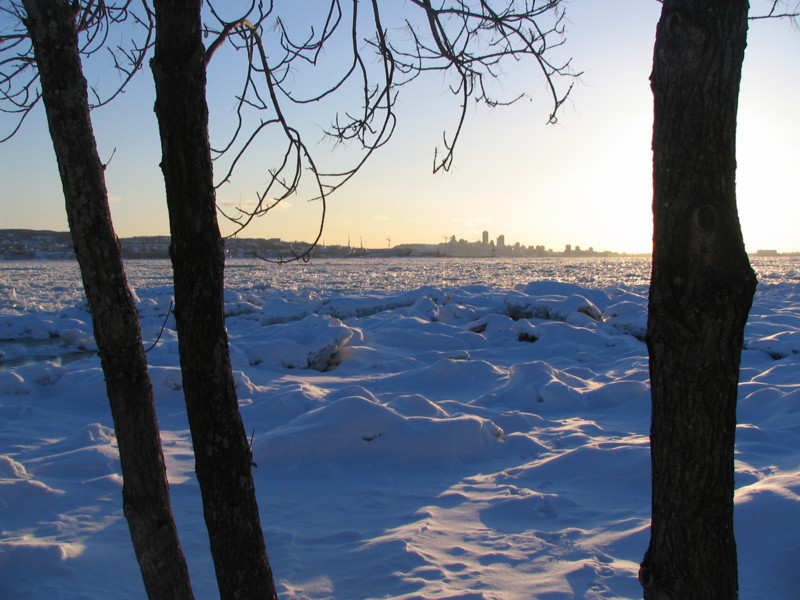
xmin=1 ymin=1 xmax=798 ymax=254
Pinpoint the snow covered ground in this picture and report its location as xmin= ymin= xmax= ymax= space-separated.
xmin=1 ymin=258 xmax=798 ymax=599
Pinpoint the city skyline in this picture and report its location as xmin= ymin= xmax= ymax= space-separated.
xmin=6 ymin=227 xmax=794 ymax=262
xmin=1 ymin=2 xmax=798 ymax=254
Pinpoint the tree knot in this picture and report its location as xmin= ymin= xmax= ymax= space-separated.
xmin=639 ymin=562 xmax=673 ymax=600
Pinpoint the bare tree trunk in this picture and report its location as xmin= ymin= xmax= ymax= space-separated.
xmin=641 ymin=1 xmax=757 ymax=598
xmin=22 ymin=1 xmax=194 ymax=598
xmin=149 ymin=2 xmax=277 ymax=598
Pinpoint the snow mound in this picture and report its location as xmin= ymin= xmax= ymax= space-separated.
xmin=505 ymin=290 xmax=603 ymax=323
xmin=0 ymin=371 xmax=29 ymax=395
xmin=254 ymin=393 xmax=503 ymax=468
xmin=239 ymin=314 xmax=356 ymax=371
xmin=0 ymin=538 xmax=84 ymax=576
xmin=746 ymin=330 xmax=800 ymax=359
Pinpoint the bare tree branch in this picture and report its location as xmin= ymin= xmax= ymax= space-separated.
xmin=0 ymin=0 xmax=153 ymax=140
xmin=203 ymin=0 xmax=577 ymax=259
xmin=2 ymin=1 xmax=577 ymax=259
xmin=750 ymin=0 xmax=800 ymax=21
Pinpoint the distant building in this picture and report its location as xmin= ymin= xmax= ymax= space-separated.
xmin=497 ymin=235 xmax=505 ymax=248
xmin=482 ymin=230 xmax=489 ymax=245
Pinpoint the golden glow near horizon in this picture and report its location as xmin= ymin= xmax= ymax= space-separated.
xmin=1 ymin=2 xmax=798 ymax=254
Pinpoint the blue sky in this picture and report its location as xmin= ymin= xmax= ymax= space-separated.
xmin=1 ymin=0 xmax=798 ymax=254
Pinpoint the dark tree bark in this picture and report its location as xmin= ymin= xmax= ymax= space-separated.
xmin=150 ymin=2 xmax=277 ymax=598
xmin=641 ymin=1 xmax=758 ymax=598
xmin=21 ymin=1 xmax=194 ymax=598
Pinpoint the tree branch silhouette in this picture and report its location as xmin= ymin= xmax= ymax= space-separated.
xmin=200 ymin=0 xmax=577 ymax=261
xmin=0 ymin=1 xmax=152 ymax=142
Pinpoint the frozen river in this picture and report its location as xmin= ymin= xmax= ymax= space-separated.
xmin=2 ymin=255 xmax=798 ymax=314
xmin=1 ymin=254 xmax=799 ymax=599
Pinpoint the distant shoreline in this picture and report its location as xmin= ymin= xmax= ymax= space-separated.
xmin=1 ymin=229 xmax=796 ymax=261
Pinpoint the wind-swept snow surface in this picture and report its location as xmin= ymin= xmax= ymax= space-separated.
xmin=1 ymin=259 xmax=798 ymax=599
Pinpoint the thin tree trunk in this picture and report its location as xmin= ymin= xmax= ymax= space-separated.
xmin=150 ymin=2 xmax=277 ymax=598
xmin=641 ymin=1 xmax=757 ymax=598
xmin=22 ymin=1 xmax=194 ymax=598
